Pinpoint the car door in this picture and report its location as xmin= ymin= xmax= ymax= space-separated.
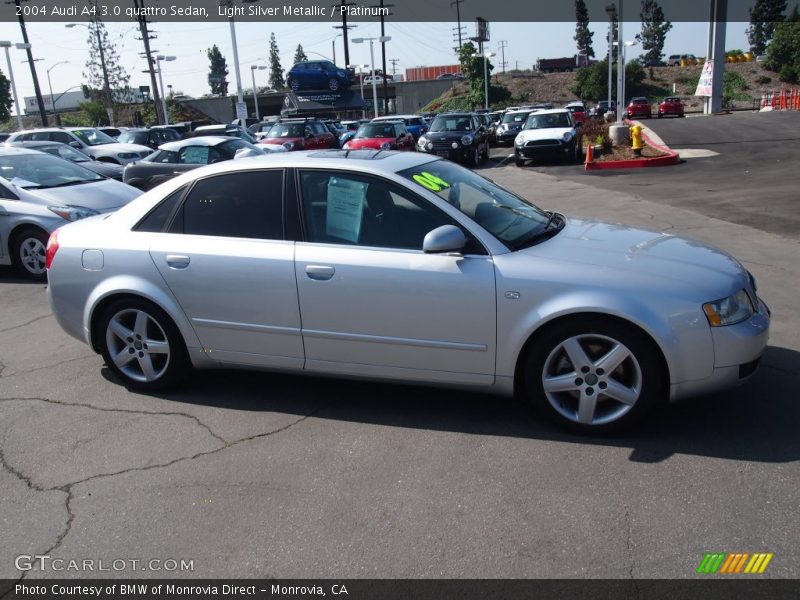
xmin=294 ymin=169 xmax=496 ymax=385
xmin=148 ymin=169 xmax=304 ymax=368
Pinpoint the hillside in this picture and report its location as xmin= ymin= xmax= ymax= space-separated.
xmin=423 ymin=61 xmax=781 ymax=113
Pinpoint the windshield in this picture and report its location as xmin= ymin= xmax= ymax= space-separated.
xmin=266 ymin=123 xmax=304 ymax=138
xmin=524 ymin=112 xmax=572 ymax=129
xmin=398 ymin=160 xmax=556 ymax=249
xmin=502 ymin=112 xmax=531 ymax=124
xmin=118 ymin=131 xmax=149 ymax=145
xmin=70 ymin=128 xmax=116 ymax=146
xmin=429 ymin=115 xmax=474 ymax=133
xmin=39 ymin=144 xmax=91 ymax=163
xmin=356 ymin=123 xmax=397 ymax=138
xmin=0 ymin=153 xmax=103 ymax=188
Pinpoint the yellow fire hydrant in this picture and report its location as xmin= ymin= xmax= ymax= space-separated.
xmin=630 ymin=124 xmax=644 ymax=156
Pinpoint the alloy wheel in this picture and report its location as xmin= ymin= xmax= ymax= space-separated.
xmin=105 ymin=309 xmax=171 ymax=383
xmin=18 ymin=236 xmax=46 ymax=276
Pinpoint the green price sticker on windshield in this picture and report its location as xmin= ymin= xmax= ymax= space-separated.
xmin=413 ymin=171 xmax=451 ymax=192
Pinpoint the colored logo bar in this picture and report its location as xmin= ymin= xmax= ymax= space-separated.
xmin=697 ymin=552 xmax=773 ymax=574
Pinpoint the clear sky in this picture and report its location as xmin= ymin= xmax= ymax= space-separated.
xmin=0 ymin=19 xmax=749 ymax=113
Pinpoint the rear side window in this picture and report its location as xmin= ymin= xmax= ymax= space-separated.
xmin=134 ymin=186 xmax=187 ymax=232
xmin=169 ymin=170 xmax=284 ymax=240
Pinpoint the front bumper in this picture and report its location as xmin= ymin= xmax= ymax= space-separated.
xmin=420 ymin=145 xmax=472 ymax=163
xmin=497 ymin=130 xmax=520 ymax=144
xmin=670 ymin=297 xmax=771 ymax=401
xmin=515 ymin=140 xmax=572 ymax=158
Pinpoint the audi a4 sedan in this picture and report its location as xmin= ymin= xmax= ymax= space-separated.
xmin=46 ymin=151 xmax=770 ymax=433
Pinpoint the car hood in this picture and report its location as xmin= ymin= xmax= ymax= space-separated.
xmin=81 ymin=160 xmax=124 ymax=178
xmin=261 ymin=136 xmax=302 ymax=145
xmin=517 ymin=126 xmax=574 ymax=141
xmin=26 ymin=178 xmax=142 ymax=211
xmin=88 ymin=142 xmax=152 ymax=155
xmin=346 ymin=137 xmax=393 ymax=149
xmin=519 ymin=217 xmax=747 ymax=295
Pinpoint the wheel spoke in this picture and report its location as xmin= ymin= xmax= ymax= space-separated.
xmin=138 ymin=353 xmax=156 ymax=381
xmin=133 ymin=311 xmax=149 ymax=338
xmin=594 ymin=343 xmax=630 ymax=374
xmin=561 ymin=337 xmax=591 ymax=370
xmin=146 ymin=340 xmax=169 ymax=355
xmin=109 ymin=319 xmax=133 ymax=342
xmin=113 ymin=348 xmax=136 ymax=368
xmin=577 ymin=390 xmax=597 ymax=424
xmin=603 ymin=380 xmax=639 ymax=406
xmin=543 ymin=372 xmax=579 ymax=393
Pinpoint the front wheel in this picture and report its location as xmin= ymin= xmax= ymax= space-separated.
xmin=98 ymin=298 xmax=188 ymax=391
xmin=522 ymin=317 xmax=666 ymax=434
xmin=514 ymin=154 xmax=525 ymax=167
xmin=328 ymin=78 xmax=340 ymax=91
xmin=289 ymin=78 xmax=300 ymax=92
xmin=468 ymin=146 xmax=480 ymax=167
xmin=13 ymin=227 xmax=49 ymax=281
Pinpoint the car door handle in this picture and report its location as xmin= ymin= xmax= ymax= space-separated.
xmin=305 ymin=265 xmax=335 ymax=281
xmin=166 ymin=254 xmax=191 ymax=269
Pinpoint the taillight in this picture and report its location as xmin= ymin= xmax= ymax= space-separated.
xmin=45 ymin=229 xmax=59 ymax=270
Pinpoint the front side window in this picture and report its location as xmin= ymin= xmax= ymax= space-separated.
xmin=70 ymin=129 xmax=115 ymax=146
xmin=299 ymin=170 xmax=462 ymax=251
xmin=169 ymin=170 xmax=284 ymax=240
xmin=118 ymin=131 xmax=149 ymax=145
xmin=524 ymin=113 xmax=573 ymax=130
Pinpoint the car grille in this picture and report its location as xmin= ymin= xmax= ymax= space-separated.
xmin=525 ymin=139 xmax=560 ymax=147
xmin=432 ymin=140 xmax=456 ymax=150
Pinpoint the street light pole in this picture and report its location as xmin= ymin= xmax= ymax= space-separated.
xmin=250 ymin=64 xmax=266 ymax=120
xmin=606 ymin=4 xmax=616 ymax=110
xmin=46 ymin=60 xmax=69 ymax=127
xmin=615 ymin=0 xmax=624 ymax=125
xmin=352 ymin=36 xmax=391 ymax=119
xmin=472 ymin=52 xmax=495 ymax=111
xmin=349 ymin=64 xmax=368 ymax=118
xmin=0 ymin=41 xmax=27 ymax=130
xmin=156 ymin=55 xmax=176 ymax=126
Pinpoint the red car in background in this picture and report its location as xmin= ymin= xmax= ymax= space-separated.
xmin=626 ymin=97 xmax=653 ymax=119
xmin=257 ymin=119 xmax=336 ymax=151
xmin=342 ymin=121 xmax=416 ymax=151
xmin=658 ymin=96 xmax=685 ymax=117
xmin=565 ymin=101 xmax=587 ymax=123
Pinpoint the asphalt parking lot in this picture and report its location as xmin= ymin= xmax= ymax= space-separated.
xmin=1 ymin=111 xmax=799 ymax=580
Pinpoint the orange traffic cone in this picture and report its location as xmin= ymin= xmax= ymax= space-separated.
xmin=585 ymin=143 xmax=594 ymax=165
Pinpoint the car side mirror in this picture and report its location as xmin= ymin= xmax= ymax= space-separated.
xmin=69 ymin=141 xmax=82 ymax=149
xmin=423 ymin=225 xmax=467 ymax=254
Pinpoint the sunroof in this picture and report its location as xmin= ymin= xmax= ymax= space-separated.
xmin=309 ymin=149 xmax=396 ymax=160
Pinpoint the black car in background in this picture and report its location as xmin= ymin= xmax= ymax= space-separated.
xmin=495 ymin=110 xmax=533 ymax=145
xmin=118 ymin=128 xmax=181 ymax=150
xmin=122 ymin=136 xmax=271 ymax=191
xmin=5 ymin=140 xmax=124 ymax=180
xmin=416 ymin=112 xmax=489 ymax=167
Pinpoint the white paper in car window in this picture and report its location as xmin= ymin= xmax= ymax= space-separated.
xmin=326 ymin=177 xmax=366 ymax=243
xmin=182 ymin=146 xmax=210 ymax=164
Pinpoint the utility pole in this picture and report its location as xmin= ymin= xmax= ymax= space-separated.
xmin=450 ymin=0 xmax=465 ymax=50
xmin=498 ymin=40 xmax=508 ymax=73
xmin=333 ymin=0 xmax=357 ymax=71
xmin=13 ymin=0 xmax=47 ymax=125
xmin=133 ymin=0 xmax=162 ymax=124
xmin=452 ymin=26 xmax=466 ymax=53
xmin=370 ymin=0 xmax=394 ymax=115
xmin=389 ymin=58 xmax=399 ymax=77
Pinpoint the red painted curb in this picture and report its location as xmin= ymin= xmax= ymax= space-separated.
xmin=584 ymin=120 xmax=680 ymax=170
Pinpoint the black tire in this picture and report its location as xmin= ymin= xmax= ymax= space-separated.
xmin=98 ymin=297 xmax=189 ymax=392
xmin=12 ymin=227 xmax=49 ymax=281
xmin=515 ymin=154 xmax=525 ymax=167
xmin=522 ymin=316 xmax=666 ymax=435
xmin=468 ymin=146 xmax=480 ymax=167
xmin=289 ymin=78 xmax=300 ymax=92
xmin=328 ymin=78 xmax=339 ymax=91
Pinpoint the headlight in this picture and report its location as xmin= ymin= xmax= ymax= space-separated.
xmin=117 ymin=152 xmax=137 ymax=159
xmin=461 ymin=135 xmax=473 ymax=145
xmin=282 ymin=141 xmax=295 ymax=151
xmin=562 ymin=132 xmax=574 ymax=142
xmin=514 ymin=136 xmax=524 ymax=146
xmin=48 ymin=205 xmax=99 ymax=222
xmin=498 ymin=124 xmax=507 ymax=132
xmin=380 ymin=142 xmax=393 ymax=150
xmin=418 ymin=136 xmax=427 ymax=146
xmin=426 ymin=141 xmax=434 ymax=150
xmin=702 ymin=289 xmax=754 ymax=327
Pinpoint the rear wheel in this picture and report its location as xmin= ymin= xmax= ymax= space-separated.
xmin=522 ymin=317 xmax=666 ymax=434
xmin=289 ymin=78 xmax=300 ymax=92
xmin=12 ymin=227 xmax=49 ymax=281
xmin=98 ymin=297 xmax=188 ymax=391
xmin=328 ymin=78 xmax=340 ymax=91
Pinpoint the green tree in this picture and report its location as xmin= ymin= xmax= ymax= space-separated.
xmin=293 ymin=44 xmax=308 ymax=64
xmin=82 ymin=14 xmax=131 ymax=121
xmin=636 ymin=0 xmax=672 ymax=64
xmin=574 ymin=0 xmax=595 ymax=59
xmin=765 ymin=6 xmax=800 ymax=82
xmin=747 ymin=0 xmax=787 ymax=55
xmin=207 ymin=44 xmax=229 ymax=96
xmin=572 ymin=60 xmax=647 ymax=102
xmin=269 ymin=33 xmax=285 ymax=89
xmin=0 ymin=70 xmax=11 ymax=123
xmin=79 ymin=100 xmax=110 ymax=126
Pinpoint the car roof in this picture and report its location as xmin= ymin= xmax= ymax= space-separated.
xmin=528 ymin=108 xmax=571 ymax=116
xmin=159 ymin=136 xmax=234 ymax=151
xmin=565 ymin=101 xmax=585 ymax=107
xmin=6 ymin=140 xmax=64 ymax=148
xmin=372 ymin=115 xmax=418 ymax=120
xmin=0 ymin=146 xmax=49 ymax=156
xmin=120 ymin=128 xmax=149 ymax=133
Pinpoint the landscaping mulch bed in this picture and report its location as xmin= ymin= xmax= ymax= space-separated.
xmin=594 ymin=144 xmax=670 ymax=161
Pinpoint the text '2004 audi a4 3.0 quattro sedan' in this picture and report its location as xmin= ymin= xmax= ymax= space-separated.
xmin=45 ymin=150 xmax=770 ymax=434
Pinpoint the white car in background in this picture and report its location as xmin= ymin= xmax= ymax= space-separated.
xmin=8 ymin=127 xmax=152 ymax=165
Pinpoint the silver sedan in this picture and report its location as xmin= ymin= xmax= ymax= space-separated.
xmin=46 ymin=150 xmax=770 ymax=433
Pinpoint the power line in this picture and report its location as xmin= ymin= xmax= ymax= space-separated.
xmin=498 ymin=40 xmax=508 ymax=73
xmin=388 ymin=58 xmax=399 ymax=76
